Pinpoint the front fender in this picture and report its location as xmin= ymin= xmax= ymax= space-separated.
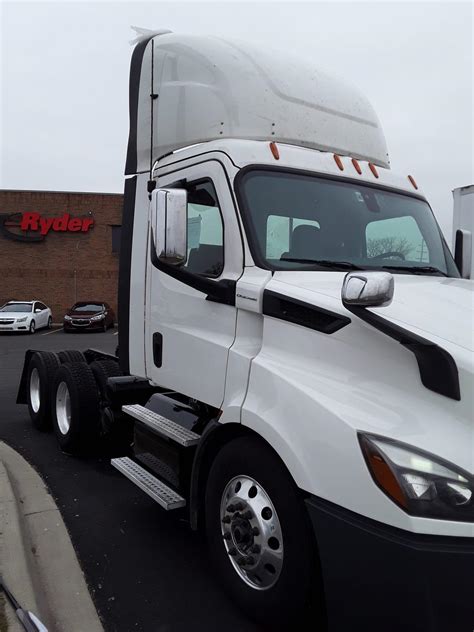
xmin=241 ymin=314 xmax=473 ymax=537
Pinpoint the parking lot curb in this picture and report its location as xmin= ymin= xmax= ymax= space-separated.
xmin=0 ymin=442 xmax=103 ymax=632
xmin=0 ymin=458 xmax=38 ymax=631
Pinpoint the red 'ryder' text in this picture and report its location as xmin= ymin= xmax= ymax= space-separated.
xmin=20 ymin=213 xmax=94 ymax=235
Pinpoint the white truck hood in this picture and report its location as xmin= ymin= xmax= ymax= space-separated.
xmin=268 ymin=271 xmax=474 ymax=498
xmin=272 ymin=271 xmax=474 ymax=353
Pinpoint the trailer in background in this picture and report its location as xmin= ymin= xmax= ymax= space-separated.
xmin=453 ymin=184 xmax=473 ymax=279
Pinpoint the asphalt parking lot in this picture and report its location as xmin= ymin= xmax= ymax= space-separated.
xmin=0 ymin=328 xmax=260 ymax=632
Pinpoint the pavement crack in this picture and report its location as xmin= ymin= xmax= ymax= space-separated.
xmin=23 ymin=508 xmax=58 ymax=517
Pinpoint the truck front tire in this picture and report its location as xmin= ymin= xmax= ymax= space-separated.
xmin=52 ymin=362 xmax=100 ymax=453
xmin=205 ymin=436 xmax=322 ymax=630
xmin=26 ymin=351 xmax=61 ymax=431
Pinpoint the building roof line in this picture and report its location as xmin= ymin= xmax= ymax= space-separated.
xmin=0 ymin=189 xmax=123 ymax=197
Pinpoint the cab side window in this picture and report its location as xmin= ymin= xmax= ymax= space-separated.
xmin=185 ymin=180 xmax=224 ymax=278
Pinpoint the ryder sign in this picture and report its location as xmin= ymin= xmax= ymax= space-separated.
xmin=0 ymin=212 xmax=94 ymax=242
xmin=21 ymin=212 xmax=94 ymax=235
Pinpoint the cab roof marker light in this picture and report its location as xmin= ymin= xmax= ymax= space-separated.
xmin=333 ymin=154 xmax=344 ymax=171
xmin=269 ymin=141 xmax=280 ymax=160
xmin=368 ymin=163 xmax=379 ymax=178
xmin=408 ymin=175 xmax=418 ymax=190
xmin=351 ymin=158 xmax=362 ymax=174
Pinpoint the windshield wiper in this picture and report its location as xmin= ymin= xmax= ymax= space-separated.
xmin=381 ymin=265 xmax=448 ymax=277
xmin=280 ymin=258 xmax=363 ymax=270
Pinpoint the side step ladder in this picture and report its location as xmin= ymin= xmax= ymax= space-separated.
xmin=111 ymin=457 xmax=186 ymax=510
xmin=122 ymin=404 xmax=200 ymax=447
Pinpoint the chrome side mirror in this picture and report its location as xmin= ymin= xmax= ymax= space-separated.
xmin=454 ymin=229 xmax=472 ymax=279
xmin=150 ymin=188 xmax=187 ymax=265
xmin=342 ymin=271 xmax=394 ymax=308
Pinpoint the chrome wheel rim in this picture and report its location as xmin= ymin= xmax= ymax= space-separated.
xmin=220 ymin=475 xmax=284 ymax=591
xmin=56 ymin=381 xmax=71 ymax=435
xmin=29 ymin=368 xmax=41 ymax=413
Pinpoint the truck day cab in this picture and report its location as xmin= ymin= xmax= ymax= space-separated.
xmin=17 ymin=32 xmax=473 ymax=631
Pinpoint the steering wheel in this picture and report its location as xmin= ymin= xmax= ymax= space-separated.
xmin=369 ymin=251 xmax=406 ymax=261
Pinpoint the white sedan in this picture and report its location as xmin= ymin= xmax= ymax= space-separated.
xmin=0 ymin=301 xmax=53 ymax=334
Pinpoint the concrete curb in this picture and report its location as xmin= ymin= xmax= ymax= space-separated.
xmin=0 ymin=442 xmax=103 ymax=632
xmin=0 ymin=459 xmax=38 ymax=632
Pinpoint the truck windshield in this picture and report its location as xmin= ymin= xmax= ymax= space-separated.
xmin=237 ymin=169 xmax=459 ymax=277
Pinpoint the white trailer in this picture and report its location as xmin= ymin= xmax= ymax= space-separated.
xmin=17 ymin=32 xmax=473 ymax=632
xmin=453 ymin=184 xmax=473 ymax=279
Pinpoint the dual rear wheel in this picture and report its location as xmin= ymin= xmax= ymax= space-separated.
xmin=26 ymin=351 xmax=122 ymax=453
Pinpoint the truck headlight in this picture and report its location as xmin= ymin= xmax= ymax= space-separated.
xmin=90 ymin=314 xmax=105 ymax=321
xmin=16 ymin=317 xmax=27 ymax=323
xmin=359 ymin=434 xmax=473 ymax=521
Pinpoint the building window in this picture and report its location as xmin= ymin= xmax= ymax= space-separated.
xmin=111 ymin=225 xmax=121 ymax=254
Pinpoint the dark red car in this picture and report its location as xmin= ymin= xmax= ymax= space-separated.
xmin=63 ymin=301 xmax=115 ymax=332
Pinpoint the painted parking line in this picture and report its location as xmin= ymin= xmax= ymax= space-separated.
xmin=41 ymin=327 xmax=64 ymax=336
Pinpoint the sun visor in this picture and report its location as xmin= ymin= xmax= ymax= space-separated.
xmin=125 ymin=32 xmax=390 ymax=175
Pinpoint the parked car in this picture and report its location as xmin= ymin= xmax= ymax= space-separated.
xmin=0 ymin=300 xmax=52 ymax=333
xmin=63 ymin=301 xmax=115 ymax=332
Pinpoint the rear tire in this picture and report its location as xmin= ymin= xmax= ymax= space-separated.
xmin=26 ymin=351 xmax=61 ymax=431
xmin=90 ymin=359 xmax=130 ymax=448
xmin=52 ymin=362 xmax=100 ymax=453
xmin=90 ymin=359 xmax=123 ymax=406
xmin=205 ymin=436 xmax=322 ymax=630
xmin=57 ymin=349 xmax=86 ymax=364
xmin=47 ymin=316 xmax=52 ymax=329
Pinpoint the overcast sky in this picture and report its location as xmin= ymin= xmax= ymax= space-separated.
xmin=1 ymin=1 xmax=472 ymax=241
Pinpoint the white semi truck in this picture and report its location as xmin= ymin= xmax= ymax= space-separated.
xmin=17 ymin=32 xmax=473 ymax=631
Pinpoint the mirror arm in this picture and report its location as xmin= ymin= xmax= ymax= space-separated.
xmin=344 ymin=303 xmax=460 ymax=401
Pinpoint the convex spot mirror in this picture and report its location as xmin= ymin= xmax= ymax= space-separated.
xmin=150 ymin=188 xmax=187 ymax=266
xmin=342 ymin=271 xmax=394 ymax=308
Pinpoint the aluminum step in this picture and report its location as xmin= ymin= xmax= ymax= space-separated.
xmin=122 ymin=404 xmax=200 ymax=447
xmin=111 ymin=457 xmax=186 ymax=510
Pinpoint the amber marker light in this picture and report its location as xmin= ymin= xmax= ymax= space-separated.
xmin=333 ymin=154 xmax=344 ymax=171
xmin=269 ymin=141 xmax=280 ymax=160
xmin=408 ymin=175 xmax=418 ymax=190
xmin=359 ymin=436 xmax=408 ymax=509
xmin=368 ymin=163 xmax=379 ymax=178
xmin=351 ymin=158 xmax=362 ymax=174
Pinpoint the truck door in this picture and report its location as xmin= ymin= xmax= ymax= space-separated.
xmin=145 ymin=160 xmax=243 ymax=407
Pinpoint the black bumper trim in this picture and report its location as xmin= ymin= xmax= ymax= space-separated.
xmin=305 ymin=496 xmax=474 ymax=632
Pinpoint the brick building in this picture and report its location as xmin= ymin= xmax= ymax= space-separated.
xmin=0 ymin=190 xmax=123 ymax=321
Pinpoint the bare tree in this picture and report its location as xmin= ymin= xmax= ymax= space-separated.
xmin=367 ymin=236 xmax=413 ymax=259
